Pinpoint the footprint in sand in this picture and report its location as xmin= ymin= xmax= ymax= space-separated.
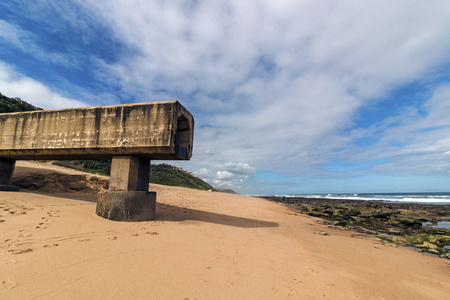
xmin=35 ymin=226 xmax=48 ymax=229
xmin=291 ymin=278 xmax=303 ymax=285
xmin=108 ymin=236 xmax=117 ymax=240
xmin=2 ymin=280 xmax=18 ymax=289
xmin=5 ymin=259 xmax=16 ymax=265
xmin=131 ymin=233 xmax=139 ymax=236
xmin=8 ymin=248 xmax=33 ymax=255
xmin=145 ymin=232 xmax=158 ymax=235
xmin=47 ymin=210 xmax=61 ymax=218
xmin=314 ymin=231 xmax=329 ymax=236
xmin=43 ymin=244 xmax=59 ymax=248
xmin=76 ymin=239 xmax=90 ymax=242
xmin=0 ymin=219 xmax=4 ymax=223
xmin=19 ymin=233 xmax=32 ymax=238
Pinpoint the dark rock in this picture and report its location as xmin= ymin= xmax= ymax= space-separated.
xmin=399 ymin=219 xmax=422 ymax=227
xmin=12 ymin=173 xmax=108 ymax=193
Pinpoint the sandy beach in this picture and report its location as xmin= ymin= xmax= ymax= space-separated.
xmin=1 ymin=161 xmax=449 ymax=299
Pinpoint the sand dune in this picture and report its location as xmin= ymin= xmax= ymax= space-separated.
xmin=0 ymin=161 xmax=449 ymax=299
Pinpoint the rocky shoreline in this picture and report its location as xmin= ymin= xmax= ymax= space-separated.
xmin=262 ymin=196 xmax=450 ymax=259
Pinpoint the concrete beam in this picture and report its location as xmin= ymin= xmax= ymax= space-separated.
xmin=0 ymin=101 xmax=194 ymax=160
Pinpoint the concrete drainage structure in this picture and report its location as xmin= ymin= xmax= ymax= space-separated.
xmin=0 ymin=101 xmax=194 ymax=221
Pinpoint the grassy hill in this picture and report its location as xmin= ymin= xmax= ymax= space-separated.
xmin=0 ymin=93 xmax=41 ymax=113
xmin=52 ymin=160 xmax=112 ymax=176
xmin=149 ymin=163 xmax=214 ymax=190
xmin=2 ymin=92 xmax=214 ymax=191
xmin=53 ymin=160 xmax=214 ymax=191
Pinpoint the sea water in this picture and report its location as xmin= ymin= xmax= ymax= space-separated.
xmin=273 ymin=192 xmax=450 ymax=205
xmin=422 ymin=221 xmax=450 ymax=228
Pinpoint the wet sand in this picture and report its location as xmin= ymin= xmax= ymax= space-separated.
xmin=0 ymin=161 xmax=449 ymax=299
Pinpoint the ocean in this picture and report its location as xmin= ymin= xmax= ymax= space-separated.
xmin=271 ymin=192 xmax=450 ymax=205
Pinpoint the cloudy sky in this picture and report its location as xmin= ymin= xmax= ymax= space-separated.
xmin=1 ymin=1 xmax=450 ymax=195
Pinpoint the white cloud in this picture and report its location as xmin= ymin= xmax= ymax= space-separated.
xmin=3 ymin=1 xmax=450 ymax=192
xmin=224 ymin=162 xmax=256 ymax=177
xmin=0 ymin=19 xmax=29 ymax=48
xmin=212 ymin=162 xmax=256 ymax=188
xmin=82 ymin=0 xmax=450 ymax=178
xmin=0 ymin=19 xmax=79 ymax=67
xmin=335 ymin=83 xmax=450 ymax=176
xmin=216 ymin=171 xmax=235 ymax=181
xmin=0 ymin=62 xmax=88 ymax=109
xmin=194 ymin=168 xmax=214 ymax=182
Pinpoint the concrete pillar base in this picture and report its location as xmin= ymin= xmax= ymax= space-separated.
xmin=96 ymin=191 xmax=156 ymax=221
xmin=0 ymin=185 xmax=19 ymax=191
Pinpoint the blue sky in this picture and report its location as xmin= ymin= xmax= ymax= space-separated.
xmin=1 ymin=1 xmax=450 ymax=195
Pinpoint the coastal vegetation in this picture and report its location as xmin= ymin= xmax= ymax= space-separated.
xmin=53 ymin=160 xmax=111 ymax=176
xmin=0 ymin=93 xmax=41 ymax=113
xmin=149 ymin=163 xmax=214 ymax=190
xmin=52 ymin=160 xmax=214 ymax=191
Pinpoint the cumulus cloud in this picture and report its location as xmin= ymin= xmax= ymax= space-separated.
xmin=213 ymin=162 xmax=256 ymax=188
xmin=224 ymin=162 xmax=256 ymax=177
xmin=216 ymin=171 xmax=235 ymax=181
xmin=80 ymin=0 xmax=450 ymax=179
xmin=0 ymin=62 xmax=88 ymax=109
xmin=194 ymin=168 xmax=214 ymax=182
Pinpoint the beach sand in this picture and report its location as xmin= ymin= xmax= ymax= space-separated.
xmin=1 ymin=161 xmax=449 ymax=299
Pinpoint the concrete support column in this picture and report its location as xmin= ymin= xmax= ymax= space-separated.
xmin=109 ymin=156 xmax=150 ymax=191
xmin=96 ymin=155 xmax=155 ymax=221
xmin=0 ymin=158 xmax=19 ymax=191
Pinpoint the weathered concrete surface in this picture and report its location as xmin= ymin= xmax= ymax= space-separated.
xmin=96 ymin=191 xmax=156 ymax=221
xmin=0 ymin=100 xmax=194 ymax=160
xmin=109 ymin=156 xmax=150 ymax=192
